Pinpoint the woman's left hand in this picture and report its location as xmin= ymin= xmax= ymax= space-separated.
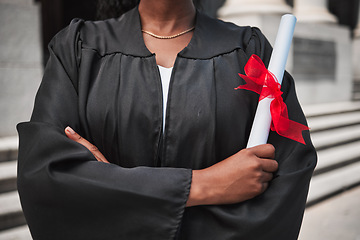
xmin=65 ymin=126 xmax=109 ymax=163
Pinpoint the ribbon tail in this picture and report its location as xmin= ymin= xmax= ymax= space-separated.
xmin=235 ymin=74 xmax=264 ymax=95
xmin=275 ymin=117 xmax=310 ymax=145
xmin=271 ymin=97 xmax=309 ymax=145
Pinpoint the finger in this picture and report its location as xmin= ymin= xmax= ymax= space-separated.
xmin=87 ymin=145 xmax=110 ymax=163
xmin=261 ymin=172 xmax=274 ymax=182
xmin=65 ymin=127 xmax=91 ymax=148
xmin=65 ymin=126 xmax=109 ymax=163
xmin=261 ymin=182 xmax=269 ymax=193
xmin=65 ymin=126 xmax=82 ymax=141
xmin=249 ymin=144 xmax=275 ymax=159
xmin=260 ymin=158 xmax=278 ymax=173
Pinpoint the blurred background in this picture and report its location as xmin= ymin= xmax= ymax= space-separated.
xmin=0 ymin=0 xmax=359 ymax=239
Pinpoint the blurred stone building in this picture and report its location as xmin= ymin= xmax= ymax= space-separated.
xmin=219 ymin=0 xmax=360 ymax=106
xmin=0 ymin=0 xmax=360 ymax=137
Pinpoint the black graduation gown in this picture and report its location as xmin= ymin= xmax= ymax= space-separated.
xmin=17 ymin=6 xmax=317 ymax=240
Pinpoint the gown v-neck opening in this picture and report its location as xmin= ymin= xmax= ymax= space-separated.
xmin=158 ymin=65 xmax=173 ymax=132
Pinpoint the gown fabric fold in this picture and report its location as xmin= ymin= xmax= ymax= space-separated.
xmin=17 ymin=6 xmax=317 ymax=240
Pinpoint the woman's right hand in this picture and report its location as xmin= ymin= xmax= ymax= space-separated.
xmin=65 ymin=126 xmax=109 ymax=163
xmin=186 ymin=144 xmax=278 ymax=207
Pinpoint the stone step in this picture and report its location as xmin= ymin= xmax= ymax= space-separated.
xmin=0 ymin=161 xmax=17 ymax=193
xmin=307 ymin=161 xmax=360 ymax=206
xmin=0 ymin=137 xmax=18 ymax=163
xmin=0 ymin=225 xmax=31 ymax=240
xmin=0 ymin=191 xmax=26 ymax=231
xmin=353 ymin=82 xmax=360 ymax=91
xmin=353 ymin=86 xmax=360 ymax=93
xmin=303 ymin=101 xmax=360 ymax=118
xmin=353 ymin=92 xmax=360 ymax=101
xmin=306 ymin=111 xmax=360 ymax=133
xmin=311 ymin=124 xmax=360 ymax=150
xmin=314 ymin=140 xmax=360 ymax=175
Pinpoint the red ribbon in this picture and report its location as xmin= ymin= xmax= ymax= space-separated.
xmin=235 ymin=54 xmax=309 ymax=145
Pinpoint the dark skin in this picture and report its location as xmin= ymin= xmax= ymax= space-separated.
xmin=139 ymin=0 xmax=196 ymax=67
xmin=65 ymin=0 xmax=278 ymax=207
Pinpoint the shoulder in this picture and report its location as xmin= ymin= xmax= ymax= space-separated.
xmin=51 ymin=7 xmax=140 ymax=56
xmin=198 ymin=13 xmax=253 ymax=42
xmin=179 ymin=12 xmax=270 ymax=59
xmin=64 ymin=7 xmax=149 ymax=57
xmin=49 ymin=18 xmax=83 ymax=54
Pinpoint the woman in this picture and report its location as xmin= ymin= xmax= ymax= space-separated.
xmin=17 ymin=0 xmax=317 ymax=239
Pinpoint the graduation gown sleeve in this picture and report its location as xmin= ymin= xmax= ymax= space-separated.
xmin=17 ymin=20 xmax=192 ymax=240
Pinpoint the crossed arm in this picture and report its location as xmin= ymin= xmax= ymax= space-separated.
xmin=65 ymin=126 xmax=278 ymax=207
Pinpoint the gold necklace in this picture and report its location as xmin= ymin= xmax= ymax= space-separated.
xmin=142 ymin=27 xmax=195 ymax=39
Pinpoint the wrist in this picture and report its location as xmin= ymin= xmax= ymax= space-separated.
xmin=186 ymin=169 xmax=210 ymax=207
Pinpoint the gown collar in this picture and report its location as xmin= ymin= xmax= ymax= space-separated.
xmin=117 ymin=6 xmax=247 ymax=59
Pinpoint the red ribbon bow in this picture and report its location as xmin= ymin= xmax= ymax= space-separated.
xmin=235 ymin=54 xmax=309 ymax=145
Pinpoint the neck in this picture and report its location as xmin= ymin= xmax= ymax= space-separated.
xmin=138 ymin=0 xmax=196 ymax=35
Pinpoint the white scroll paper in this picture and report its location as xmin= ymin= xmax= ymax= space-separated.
xmin=246 ymin=14 xmax=297 ymax=148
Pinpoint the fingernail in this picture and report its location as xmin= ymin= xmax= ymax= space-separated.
xmin=65 ymin=126 xmax=76 ymax=135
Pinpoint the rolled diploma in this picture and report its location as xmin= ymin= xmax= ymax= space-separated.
xmin=246 ymin=14 xmax=297 ymax=148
